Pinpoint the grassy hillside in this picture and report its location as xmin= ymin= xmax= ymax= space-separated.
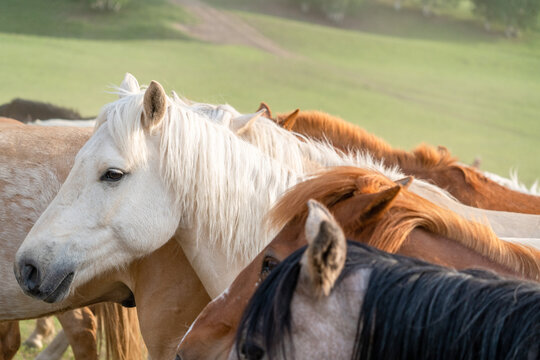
xmin=0 ymin=0 xmax=538 ymax=185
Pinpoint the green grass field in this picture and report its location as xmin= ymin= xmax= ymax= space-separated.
xmin=2 ymin=0 xmax=539 ymax=358
xmin=1 ymin=0 xmax=539 ymax=184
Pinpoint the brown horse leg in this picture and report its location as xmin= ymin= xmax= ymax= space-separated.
xmin=0 ymin=321 xmax=20 ymax=360
xmin=23 ymin=316 xmax=56 ymax=349
xmin=56 ymin=308 xmax=98 ymax=360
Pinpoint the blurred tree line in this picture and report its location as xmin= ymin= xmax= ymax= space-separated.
xmin=291 ymin=0 xmax=540 ymax=34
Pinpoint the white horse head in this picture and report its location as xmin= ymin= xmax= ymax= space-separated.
xmin=14 ymin=76 xmax=181 ymax=302
xmin=15 ymin=74 xmax=297 ymax=301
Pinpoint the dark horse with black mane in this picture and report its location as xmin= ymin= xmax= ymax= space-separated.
xmin=234 ymin=200 xmax=540 ymax=360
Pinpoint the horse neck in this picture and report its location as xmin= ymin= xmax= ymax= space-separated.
xmin=163 ymin=111 xmax=301 ymax=297
xmin=408 ymin=180 xmax=540 ymax=238
xmin=455 ymin=165 xmax=540 ymax=214
xmin=359 ymin=196 xmax=540 ymax=281
xmin=398 ymin=228 xmax=525 ymax=279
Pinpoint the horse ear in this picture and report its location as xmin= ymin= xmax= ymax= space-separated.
xmin=281 ymin=109 xmax=300 ymax=131
xmin=142 ymin=81 xmax=167 ymax=131
xmin=336 ymin=185 xmax=401 ymax=232
xmin=119 ymin=73 xmax=140 ymax=97
xmin=257 ymin=102 xmax=272 ymax=119
xmin=233 ymin=110 xmax=265 ymax=136
xmin=301 ymin=199 xmax=347 ymax=297
xmin=395 ymin=176 xmax=413 ymax=189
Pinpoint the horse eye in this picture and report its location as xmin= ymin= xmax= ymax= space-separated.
xmin=260 ymin=255 xmax=279 ymax=281
xmin=100 ymin=169 xmax=125 ymax=182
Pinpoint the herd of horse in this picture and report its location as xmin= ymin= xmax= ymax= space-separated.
xmin=0 ymin=73 xmax=539 ymax=360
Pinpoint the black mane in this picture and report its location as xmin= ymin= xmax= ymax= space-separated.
xmin=236 ymin=241 xmax=540 ymax=360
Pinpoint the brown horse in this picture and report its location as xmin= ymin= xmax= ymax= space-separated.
xmin=0 ymin=122 xmax=209 ymax=360
xmin=0 ymin=99 xmax=87 ymax=123
xmin=177 ymin=166 xmax=540 ymax=359
xmin=259 ymin=103 xmax=540 ymax=214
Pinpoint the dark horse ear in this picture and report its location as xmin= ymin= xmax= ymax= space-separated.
xmin=301 ymin=200 xmax=347 ymax=297
xmin=142 ymin=81 xmax=167 ymax=131
xmin=257 ymin=102 xmax=273 ymax=119
xmin=281 ymin=109 xmax=300 ymax=131
xmin=335 ymin=185 xmax=402 ymax=233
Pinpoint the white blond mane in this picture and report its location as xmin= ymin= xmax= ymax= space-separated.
xmin=95 ymin=87 xmax=300 ymax=261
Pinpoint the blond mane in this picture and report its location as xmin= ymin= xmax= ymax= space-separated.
xmin=95 ymin=87 xmax=299 ymax=261
xmin=269 ymin=167 xmax=540 ymax=280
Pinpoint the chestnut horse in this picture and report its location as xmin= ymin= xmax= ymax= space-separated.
xmin=177 ymin=167 xmax=540 ymax=359
xmin=0 ymin=121 xmax=209 ymax=360
xmin=261 ymin=104 xmax=540 ymax=214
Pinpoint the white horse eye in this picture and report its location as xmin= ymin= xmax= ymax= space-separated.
xmin=100 ymin=169 xmax=125 ymax=182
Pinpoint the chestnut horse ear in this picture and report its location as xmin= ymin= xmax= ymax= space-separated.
xmin=257 ymin=102 xmax=273 ymax=119
xmin=142 ymin=81 xmax=167 ymax=131
xmin=281 ymin=109 xmax=300 ymax=131
xmin=233 ymin=110 xmax=265 ymax=136
xmin=119 ymin=73 xmax=140 ymax=98
xmin=336 ymin=185 xmax=401 ymax=232
xmin=301 ymin=200 xmax=347 ymax=297
xmin=395 ymin=176 xmax=413 ymax=189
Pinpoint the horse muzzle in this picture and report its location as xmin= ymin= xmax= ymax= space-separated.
xmin=14 ymin=257 xmax=75 ymax=303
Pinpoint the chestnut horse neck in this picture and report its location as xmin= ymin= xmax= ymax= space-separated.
xmin=269 ymin=167 xmax=540 ymax=281
xmin=276 ymin=110 xmax=540 ymax=214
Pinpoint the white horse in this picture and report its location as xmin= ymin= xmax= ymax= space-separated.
xmin=15 ymin=74 xmax=540 ymax=307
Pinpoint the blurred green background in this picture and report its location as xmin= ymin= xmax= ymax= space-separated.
xmin=2 ymin=0 xmax=539 ymax=358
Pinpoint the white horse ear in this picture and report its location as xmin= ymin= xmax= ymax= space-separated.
xmin=142 ymin=81 xmax=167 ymax=131
xmin=301 ymin=199 xmax=347 ymax=297
xmin=233 ymin=110 xmax=265 ymax=136
xmin=119 ymin=73 xmax=140 ymax=97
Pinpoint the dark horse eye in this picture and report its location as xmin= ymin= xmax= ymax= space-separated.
xmin=260 ymin=255 xmax=279 ymax=282
xmin=100 ymin=169 xmax=125 ymax=182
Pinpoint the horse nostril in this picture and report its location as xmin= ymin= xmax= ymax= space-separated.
xmin=241 ymin=341 xmax=265 ymax=360
xmin=175 ymin=355 xmax=181 ymax=360
xmin=21 ymin=263 xmax=40 ymax=292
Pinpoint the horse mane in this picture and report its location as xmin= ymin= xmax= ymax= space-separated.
xmin=268 ymin=167 xmax=540 ymax=280
xmin=277 ymin=110 xmax=540 ymax=202
xmin=94 ymin=87 xmax=298 ymax=261
xmin=353 ymin=245 xmax=540 ymax=360
xmin=236 ymin=241 xmax=540 ymax=360
xmin=276 ymin=110 xmax=457 ymax=170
